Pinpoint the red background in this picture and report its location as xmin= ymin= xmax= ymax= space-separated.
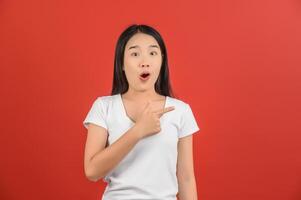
xmin=1 ymin=0 xmax=301 ymax=199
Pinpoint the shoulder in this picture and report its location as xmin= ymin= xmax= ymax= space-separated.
xmin=94 ymin=94 xmax=117 ymax=104
xmin=90 ymin=94 xmax=118 ymax=111
xmin=168 ymin=96 xmax=191 ymax=113
xmin=167 ymin=97 xmax=195 ymax=122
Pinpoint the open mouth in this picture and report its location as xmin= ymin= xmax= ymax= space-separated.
xmin=139 ymin=72 xmax=150 ymax=80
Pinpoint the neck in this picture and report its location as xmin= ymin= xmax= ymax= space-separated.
xmin=122 ymin=88 xmax=162 ymax=102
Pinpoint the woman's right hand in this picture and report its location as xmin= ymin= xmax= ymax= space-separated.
xmin=134 ymin=100 xmax=175 ymax=139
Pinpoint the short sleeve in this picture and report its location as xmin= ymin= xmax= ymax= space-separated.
xmin=83 ymin=97 xmax=108 ymax=130
xmin=178 ymin=103 xmax=200 ymax=138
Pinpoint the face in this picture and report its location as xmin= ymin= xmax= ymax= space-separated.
xmin=123 ymin=33 xmax=163 ymax=93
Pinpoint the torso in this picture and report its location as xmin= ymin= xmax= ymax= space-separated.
xmin=121 ymin=94 xmax=167 ymax=123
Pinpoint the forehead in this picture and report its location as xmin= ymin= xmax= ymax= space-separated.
xmin=125 ymin=33 xmax=159 ymax=49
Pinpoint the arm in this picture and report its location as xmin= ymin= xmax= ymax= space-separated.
xmin=84 ymin=124 xmax=142 ymax=182
xmin=176 ymin=135 xmax=198 ymax=200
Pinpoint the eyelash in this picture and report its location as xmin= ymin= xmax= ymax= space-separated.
xmin=131 ymin=51 xmax=158 ymax=56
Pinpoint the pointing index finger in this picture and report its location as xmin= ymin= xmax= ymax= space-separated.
xmin=156 ymin=106 xmax=175 ymax=116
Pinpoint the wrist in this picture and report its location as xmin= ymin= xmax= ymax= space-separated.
xmin=131 ymin=123 xmax=143 ymax=140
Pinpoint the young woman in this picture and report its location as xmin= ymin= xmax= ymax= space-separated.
xmin=83 ymin=24 xmax=200 ymax=200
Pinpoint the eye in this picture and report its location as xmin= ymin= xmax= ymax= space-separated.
xmin=150 ymin=51 xmax=158 ymax=56
xmin=131 ymin=52 xmax=139 ymax=57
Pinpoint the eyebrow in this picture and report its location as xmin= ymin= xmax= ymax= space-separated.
xmin=128 ymin=45 xmax=159 ymax=50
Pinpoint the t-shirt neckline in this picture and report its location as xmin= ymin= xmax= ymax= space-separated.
xmin=118 ymin=93 xmax=168 ymax=124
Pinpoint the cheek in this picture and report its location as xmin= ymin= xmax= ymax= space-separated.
xmin=124 ymin=69 xmax=136 ymax=82
xmin=153 ymin=56 xmax=162 ymax=67
xmin=153 ymin=58 xmax=162 ymax=73
xmin=124 ymin=58 xmax=137 ymax=74
xmin=124 ymin=56 xmax=134 ymax=68
xmin=124 ymin=64 xmax=138 ymax=83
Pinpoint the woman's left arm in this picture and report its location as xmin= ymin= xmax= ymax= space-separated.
xmin=176 ymin=135 xmax=198 ymax=200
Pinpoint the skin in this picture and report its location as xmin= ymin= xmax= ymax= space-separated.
xmin=122 ymin=32 xmax=167 ymax=122
xmin=177 ymin=135 xmax=199 ymax=200
xmin=122 ymin=32 xmax=164 ymax=102
xmin=84 ymin=33 xmax=198 ymax=200
xmin=122 ymin=32 xmax=198 ymax=200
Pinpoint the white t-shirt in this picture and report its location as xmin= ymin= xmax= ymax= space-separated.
xmin=83 ymin=93 xmax=200 ymax=200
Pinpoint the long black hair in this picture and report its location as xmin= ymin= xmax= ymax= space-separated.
xmin=111 ymin=24 xmax=175 ymax=98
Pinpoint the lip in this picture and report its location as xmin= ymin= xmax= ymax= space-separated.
xmin=139 ymin=71 xmax=151 ymax=76
xmin=139 ymin=71 xmax=151 ymax=81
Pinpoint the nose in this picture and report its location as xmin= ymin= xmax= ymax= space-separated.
xmin=141 ymin=63 xmax=150 ymax=68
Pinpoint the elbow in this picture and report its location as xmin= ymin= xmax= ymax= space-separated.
xmin=86 ymin=174 xmax=98 ymax=182
xmin=84 ymin=166 xmax=98 ymax=182
xmin=85 ymin=170 xmax=97 ymax=182
xmin=85 ymin=166 xmax=104 ymax=182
